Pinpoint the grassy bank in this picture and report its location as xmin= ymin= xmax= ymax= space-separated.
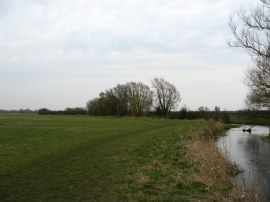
xmin=0 ymin=114 xmax=256 ymax=201
xmin=187 ymin=122 xmax=261 ymax=201
xmin=262 ymin=136 xmax=270 ymax=142
xmin=230 ymin=114 xmax=270 ymax=125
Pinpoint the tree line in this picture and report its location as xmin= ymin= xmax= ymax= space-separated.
xmin=86 ymin=78 xmax=180 ymax=118
xmin=84 ymin=78 xmax=231 ymax=122
xmin=168 ymin=106 xmax=230 ymax=123
xmin=0 ymin=109 xmax=37 ymax=114
xmin=35 ymin=77 xmax=231 ymax=123
xmin=38 ymin=107 xmax=87 ymax=115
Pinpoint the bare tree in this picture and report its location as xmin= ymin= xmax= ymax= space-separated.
xmin=245 ymin=58 xmax=270 ymax=109
xmin=228 ymin=0 xmax=270 ymax=59
xmin=228 ymin=0 xmax=270 ymax=109
xmin=151 ymin=78 xmax=181 ymax=118
xmin=126 ymin=82 xmax=153 ymax=116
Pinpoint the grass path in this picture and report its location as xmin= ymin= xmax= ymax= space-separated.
xmin=0 ymin=115 xmax=208 ymax=201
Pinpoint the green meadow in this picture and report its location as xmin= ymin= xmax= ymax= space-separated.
xmin=0 ymin=114 xmax=213 ymax=201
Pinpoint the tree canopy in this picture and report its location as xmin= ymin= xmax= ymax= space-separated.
xmin=86 ymin=78 xmax=180 ymax=117
xmin=151 ymin=78 xmax=181 ymax=118
xmin=86 ymin=81 xmax=154 ymax=116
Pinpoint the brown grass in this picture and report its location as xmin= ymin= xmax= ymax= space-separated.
xmin=187 ymin=122 xmax=261 ymax=201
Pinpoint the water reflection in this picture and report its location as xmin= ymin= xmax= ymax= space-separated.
xmin=218 ymin=126 xmax=270 ymax=201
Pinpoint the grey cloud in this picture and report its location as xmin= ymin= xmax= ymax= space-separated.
xmin=0 ymin=0 xmax=251 ymax=110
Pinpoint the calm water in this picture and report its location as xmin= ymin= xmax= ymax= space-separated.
xmin=218 ymin=125 xmax=270 ymax=201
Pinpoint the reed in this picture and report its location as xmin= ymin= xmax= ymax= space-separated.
xmin=187 ymin=122 xmax=261 ymax=201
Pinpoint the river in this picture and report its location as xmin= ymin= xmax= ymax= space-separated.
xmin=217 ymin=125 xmax=270 ymax=201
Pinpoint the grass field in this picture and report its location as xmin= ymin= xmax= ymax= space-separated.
xmin=0 ymin=114 xmax=219 ymax=201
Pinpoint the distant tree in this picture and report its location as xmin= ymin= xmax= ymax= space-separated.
xmin=112 ymin=84 xmax=130 ymax=116
xmin=65 ymin=107 xmax=86 ymax=115
xmin=19 ymin=108 xmax=33 ymax=113
xmin=178 ymin=105 xmax=188 ymax=119
xmin=221 ymin=111 xmax=230 ymax=124
xmin=86 ymin=98 xmax=102 ymax=115
xmin=214 ymin=106 xmax=220 ymax=111
xmin=214 ymin=106 xmax=221 ymax=120
xmin=197 ymin=106 xmax=210 ymax=120
xmin=38 ymin=108 xmax=51 ymax=115
xmin=126 ymin=82 xmax=153 ymax=116
xmin=151 ymin=78 xmax=181 ymax=118
xmin=86 ymin=92 xmax=118 ymax=116
xmin=228 ymin=0 xmax=270 ymax=109
xmin=198 ymin=106 xmax=209 ymax=112
xmin=86 ymin=81 xmax=153 ymax=116
xmin=103 ymin=90 xmax=119 ymax=115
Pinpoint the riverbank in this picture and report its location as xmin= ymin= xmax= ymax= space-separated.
xmin=187 ymin=122 xmax=261 ymax=201
xmin=230 ymin=114 xmax=270 ymax=126
xmin=218 ymin=125 xmax=270 ymax=201
xmin=262 ymin=136 xmax=270 ymax=142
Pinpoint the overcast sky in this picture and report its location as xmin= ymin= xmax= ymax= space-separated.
xmin=0 ymin=0 xmax=255 ymax=111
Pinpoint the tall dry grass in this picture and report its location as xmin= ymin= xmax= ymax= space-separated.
xmin=187 ymin=122 xmax=261 ymax=201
